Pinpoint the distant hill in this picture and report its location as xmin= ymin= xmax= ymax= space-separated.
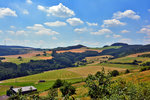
xmin=52 ymin=44 xmax=87 ymax=51
xmin=99 ymin=44 xmax=150 ymax=58
xmin=0 ymin=45 xmax=41 ymax=56
xmin=111 ymin=43 xmax=128 ymax=46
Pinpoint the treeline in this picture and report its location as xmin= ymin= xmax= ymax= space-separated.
xmin=51 ymin=44 xmax=86 ymax=51
xmin=0 ymin=51 xmax=100 ymax=81
xmin=100 ymin=44 xmax=150 ymax=58
xmin=0 ymin=45 xmax=41 ymax=56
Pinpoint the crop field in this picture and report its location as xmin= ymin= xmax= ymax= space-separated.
xmin=109 ymin=56 xmax=150 ymax=64
xmin=117 ymin=70 xmax=150 ymax=83
xmin=90 ymin=46 xmax=122 ymax=51
xmin=99 ymin=63 xmax=139 ymax=69
xmin=66 ymin=65 xmax=126 ymax=77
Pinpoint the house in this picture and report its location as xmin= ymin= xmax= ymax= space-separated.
xmin=7 ymin=86 xmax=37 ymax=96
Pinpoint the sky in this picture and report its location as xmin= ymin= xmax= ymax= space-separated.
xmin=0 ymin=0 xmax=150 ymax=48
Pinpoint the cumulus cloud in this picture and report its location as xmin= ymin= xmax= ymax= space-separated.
xmin=26 ymin=0 xmax=32 ymax=4
xmin=6 ymin=30 xmax=28 ymax=36
xmin=10 ymin=26 xmax=16 ymax=29
xmin=86 ymin=22 xmax=98 ymax=26
xmin=52 ymin=37 xmax=58 ymax=40
xmin=137 ymin=27 xmax=150 ymax=35
xmin=27 ymin=24 xmax=59 ymax=35
xmin=23 ymin=9 xmax=29 ymax=15
xmin=121 ymin=30 xmax=130 ymax=33
xmin=101 ymin=19 xmax=126 ymax=27
xmin=91 ymin=28 xmax=113 ymax=35
xmin=37 ymin=3 xmax=75 ymax=18
xmin=74 ymin=27 xmax=88 ymax=33
xmin=113 ymin=34 xmax=122 ymax=38
xmin=0 ymin=8 xmax=17 ymax=18
xmin=119 ymin=38 xmax=132 ymax=43
xmin=0 ymin=30 xmax=3 ymax=34
xmin=66 ymin=18 xmax=84 ymax=26
xmin=44 ymin=21 xmax=67 ymax=27
xmin=113 ymin=10 xmax=140 ymax=20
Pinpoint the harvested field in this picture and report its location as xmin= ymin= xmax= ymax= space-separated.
xmin=127 ymin=52 xmax=150 ymax=57
xmin=40 ymin=56 xmax=53 ymax=60
xmin=56 ymin=48 xmax=102 ymax=53
xmin=66 ymin=65 xmax=126 ymax=77
xmin=0 ymin=51 xmax=43 ymax=58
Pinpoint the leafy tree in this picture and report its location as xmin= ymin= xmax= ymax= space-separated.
xmin=52 ymin=79 xmax=64 ymax=88
xmin=60 ymin=82 xmax=76 ymax=97
xmin=85 ymin=68 xmax=111 ymax=99
xmin=17 ymin=56 xmax=22 ymax=61
xmin=110 ymin=70 xmax=119 ymax=77
xmin=47 ymin=88 xmax=58 ymax=100
xmin=125 ymin=69 xmax=130 ymax=74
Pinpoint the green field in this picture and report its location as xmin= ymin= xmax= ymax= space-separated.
xmin=90 ymin=46 xmax=122 ymax=50
xmin=109 ymin=56 xmax=150 ymax=64
xmin=4 ymin=57 xmax=41 ymax=65
xmin=2 ymin=69 xmax=81 ymax=83
xmin=98 ymin=63 xmax=139 ymax=69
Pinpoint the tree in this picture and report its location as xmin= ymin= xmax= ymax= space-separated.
xmin=110 ymin=70 xmax=119 ymax=77
xmin=52 ymin=79 xmax=64 ymax=88
xmin=48 ymin=88 xmax=58 ymax=100
xmin=60 ymin=82 xmax=76 ymax=98
xmin=85 ymin=68 xmax=111 ymax=99
xmin=17 ymin=56 xmax=22 ymax=61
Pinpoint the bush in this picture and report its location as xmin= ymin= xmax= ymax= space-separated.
xmin=111 ymin=70 xmax=119 ymax=77
xmin=125 ymin=69 xmax=130 ymax=74
xmin=52 ymin=79 xmax=64 ymax=88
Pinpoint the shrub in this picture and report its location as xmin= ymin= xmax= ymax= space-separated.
xmin=125 ymin=69 xmax=130 ymax=74
xmin=111 ymin=70 xmax=119 ymax=77
xmin=52 ymin=79 xmax=64 ymax=88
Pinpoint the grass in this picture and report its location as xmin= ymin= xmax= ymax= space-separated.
xmin=0 ymin=78 xmax=84 ymax=96
xmin=2 ymin=69 xmax=81 ymax=83
xmin=4 ymin=57 xmax=41 ymax=65
xmin=98 ymin=63 xmax=139 ymax=70
xmin=90 ymin=46 xmax=122 ymax=50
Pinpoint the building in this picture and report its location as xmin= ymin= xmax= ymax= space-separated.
xmin=7 ymin=86 xmax=37 ymax=96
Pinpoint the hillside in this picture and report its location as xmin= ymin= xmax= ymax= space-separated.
xmin=0 ymin=45 xmax=41 ymax=56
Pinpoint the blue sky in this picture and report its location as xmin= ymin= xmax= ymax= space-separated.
xmin=0 ymin=0 xmax=150 ymax=48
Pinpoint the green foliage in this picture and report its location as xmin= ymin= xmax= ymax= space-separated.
xmin=138 ymin=53 xmax=150 ymax=58
xmin=110 ymin=70 xmax=119 ymax=77
xmin=52 ymin=79 xmax=64 ymax=88
xmin=85 ymin=68 xmax=111 ymax=99
xmin=47 ymin=88 xmax=58 ymax=100
xmin=60 ymin=82 xmax=76 ymax=97
xmin=140 ymin=66 xmax=150 ymax=72
xmin=125 ymin=69 xmax=130 ymax=74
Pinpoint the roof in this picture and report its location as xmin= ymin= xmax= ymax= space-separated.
xmin=12 ymin=86 xmax=37 ymax=93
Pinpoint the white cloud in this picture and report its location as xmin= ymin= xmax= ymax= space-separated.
xmin=144 ymin=25 xmax=150 ymax=28
xmin=119 ymin=38 xmax=132 ymax=43
xmin=101 ymin=19 xmax=126 ymax=27
xmin=137 ymin=28 xmax=150 ymax=35
xmin=52 ymin=37 xmax=58 ymax=40
xmin=0 ymin=30 xmax=3 ymax=34
xmin=91 ymin=28 xmax=113 ymax=35
xmin=44 ymin=21 xmax=67 ymax=27
xmin=113 ymin=34 xmax=122 ymax=38
xmin=23 ymin=9 xmax=29 ymax=15
xmin=121 ymin=30 xmax=130 ymax=33
xmin=6 ymin=30 xmax=27 ymax=36
xmin=27 ymin=24 xmax=59 ymax=35
xmin=37 ymin=3 xmax=75 ymax=18
xmin=148 ymin=9 xmax=150 ymax=12
xmin=26 ymin=0 xmax=32 ymax=4
xmin=105 ymin=35 xmax=110 ymax=38
xmin=113 ymin=10 xmax=140 ymax=20
xmin=83 ymin=41 xmax=100 ymax=46
xmin=86 ymin=22 xmax=98 ymax=26
xmin=0 ymin=8 xmax=17 ymax=18
xmin=66 ymin=18 xmax=84 ymax=26
xmin=74 ymin=27 xmax=88 ymax=33
xmin=10 ymin=26 xmax=16 ymax=29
